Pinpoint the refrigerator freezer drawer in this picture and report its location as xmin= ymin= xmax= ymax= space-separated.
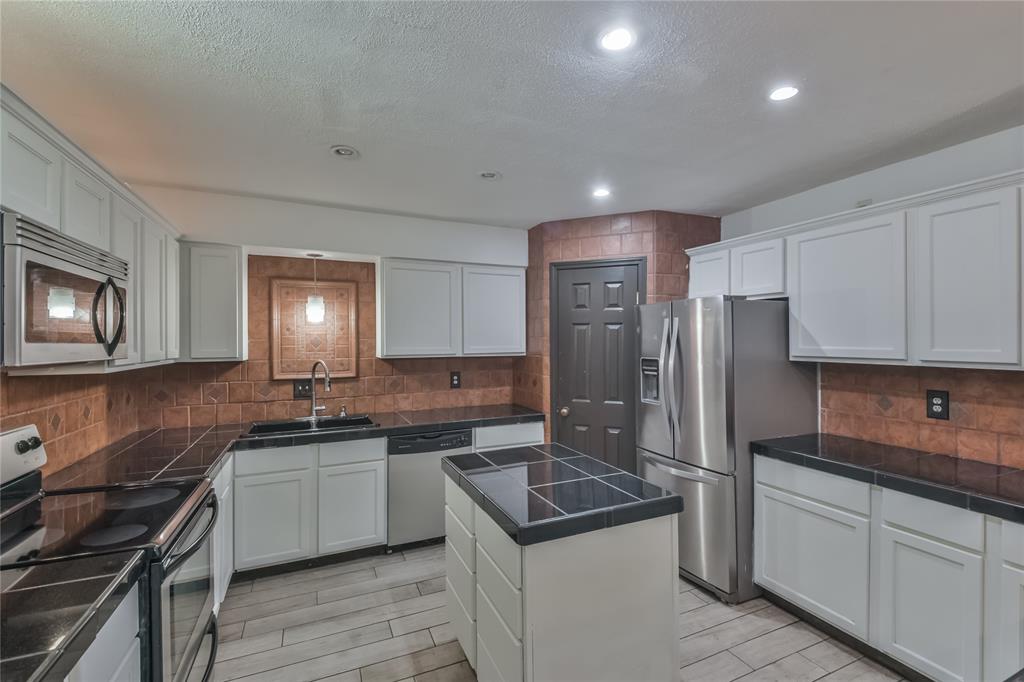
xmin=637 ymin=450 xmax=736 ymax=594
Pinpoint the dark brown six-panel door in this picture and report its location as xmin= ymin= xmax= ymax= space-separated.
xmin=552 ymin=259 xmax=644 ymax=472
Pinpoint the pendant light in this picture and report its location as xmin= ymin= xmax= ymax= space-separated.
xmin=306 ymin=254 xmax=326 ymax=324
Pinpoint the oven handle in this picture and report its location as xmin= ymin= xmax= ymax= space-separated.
xmin=200 ymin=615 xmax=219 ymax=682
xmin=164 ymin=494 xmax=219 ymax=575
xmin=106 ymin=278 xmax=126 ymax=356
xmin=91 ymin=280 xmax=108 ymax=345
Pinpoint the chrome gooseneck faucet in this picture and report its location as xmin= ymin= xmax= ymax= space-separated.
xmin=310 ymin=360 xmax=332 ymax=420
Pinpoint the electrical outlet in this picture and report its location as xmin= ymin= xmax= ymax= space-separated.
xmin=926 ymin=389 xmax=949 ymax=420
xmin=450 ymin=371 xmax=461 ymax=389
xmin=293 ymin=379 xmax=313 ymax=399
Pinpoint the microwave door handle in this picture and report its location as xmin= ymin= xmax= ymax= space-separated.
xmin=107 ymin=278 xmax=125 ymax=356
xmin=164 ymin=495 xmax=219 ymax=575
xmin=658 ymin=318 xmax=672 ymax=435
xmin=90 ymin=280 xmax=108 ymax=345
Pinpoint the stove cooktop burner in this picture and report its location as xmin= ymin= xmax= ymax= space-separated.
xmin=79 ymin=524 xmax=149 ymax=548
xmin=105 ymin=487 xmax=180 ymax=509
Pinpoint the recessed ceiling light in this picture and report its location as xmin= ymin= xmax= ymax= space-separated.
xmin=599 ymin=27 xmax=635 ymax=51
xmin=479 ymin=171 xmax=502 ymax=181
xmin=330 ymin=144 xmax=360 ymax=158
xmin=769 ymin=86 xmax=800 ymax=102
xmin=592 ymin=187 xmax=611 ymax=198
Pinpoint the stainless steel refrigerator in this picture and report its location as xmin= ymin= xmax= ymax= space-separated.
xmin=636 ymin=297 xmax=817 ymax=603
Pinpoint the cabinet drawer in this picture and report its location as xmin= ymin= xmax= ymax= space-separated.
xmin=475 ymin=506 xmax=522 ymax=588
xmin=445 ymin=507 xmax=475 ymax=571
xmin=474 ymin=423 xmax=544 ymax=452
xmin=755 ymin=456 xmax=870 ymax=516
xmin=445 ymin=475 xmax=475 ymax=532
xmin=446 ymin=576 xmax=476 ymax=668
xmin=446 ymin=539 xmax=476 ymax=614
xmin=881 ymin=488 xmax=983 ymax=551
xmin=235 ymin=445 xmax=314 ymax=476
xmin=477 ymin=544 xmax=523 ymax=639
xmin=319 ymin=438 xmax=386 ymax=467
xmin=476 ymin=634 xmax=504 ymax=682
xmin=1003 ymin=519 xmax=1024 ymax=566
xmin=476 ymin=585 xmax=523 ymax=682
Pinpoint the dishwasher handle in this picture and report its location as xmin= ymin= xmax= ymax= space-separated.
xmin=387 ymin=429 xmax=472 ymax=454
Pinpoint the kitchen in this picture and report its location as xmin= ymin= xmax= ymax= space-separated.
xmin=1 ymin=2 xmax=1022 ymax=682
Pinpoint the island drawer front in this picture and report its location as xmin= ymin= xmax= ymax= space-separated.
xmin=445 ymin=476 xmax=476 ymax=532
xmin=446 ymin=576 xmax=476 ymax=668
xmin=477 ymin=584 xmax=524 ymax=682
xmin=235 ymin=445 xmax=315 ymax=476
xmin=475 ymin=506 xmax=522 ymax=588
xmin=319 ymin=438 xmax=387 ymax=467
xmin=881 ymin=488 xmax=983 ymax=551
xmin=755 ymin=455 xmax=870 ymax=516
xmin=446 ymin=507 xmax=476 ymax=571
xmin=477 ymin=544 xmax=523 ymax=639
xmin=475 ymin=422 xmax=544 ymax=452
xmin=446 ymin=539 xmax=476 ymax=614
xmin=475 ymin=635 xmax=505 ymax=682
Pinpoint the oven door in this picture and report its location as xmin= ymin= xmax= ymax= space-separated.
xmin=158 ymin=493 xmax=219 ymax=682
xmin=3 ymin=243 xmax=127 ymax=366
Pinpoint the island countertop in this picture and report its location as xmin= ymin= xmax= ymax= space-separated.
xmin=442 ymin=442 xmax=683 ymax=545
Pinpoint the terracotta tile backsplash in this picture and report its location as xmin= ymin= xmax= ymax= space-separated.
xmin=820 ymin=364 xmax=1024 ymax=467
xmin=513 ymin=210 xmax=720 ymax=440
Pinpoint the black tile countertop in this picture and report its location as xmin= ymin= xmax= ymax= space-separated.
xmin=0 ymin=550 xmax=146 ymax=682
xmin=752 ymin=433 xmax=1024 ymax=524
xmin=45 ymin=404 xmax=544 ymax=490
xmin=443 ymin=443 xmax=683 ymax=545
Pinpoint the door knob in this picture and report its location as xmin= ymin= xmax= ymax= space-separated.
xmin=558 ymin=406 xmax=570 ymax=417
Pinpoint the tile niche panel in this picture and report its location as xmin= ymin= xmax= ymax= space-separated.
xmin=271 ymin=278 xmax=358 ymax=379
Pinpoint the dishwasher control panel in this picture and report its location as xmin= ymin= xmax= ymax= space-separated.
xmin=387 ymin=429 xmax=473 ymax=454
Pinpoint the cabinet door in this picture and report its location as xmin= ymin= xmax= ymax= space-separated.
xmin=462 ymin=265 xmax=525 ymax=355
xmin=318 ymin=460 xmax=386 ymax=554
xmin=754 ymin=481 xmax=870 ymax=638
xmin=877 ymin=523 xmax=983 ymax=682
xmin=188 ymin=244 xmax=246 ymax=359
xmin=788 ymin=211 xmax=907 ymax=359
xmin=110 ymin=197 xmax=143 ymax=365
xmin=730 ymin=238 xmax=785 ymax=297
xmin=213 ymin=473 xmax=234 ymax=609
xmin=62 ymin=161 xmax=111 ymax=249
xmin=109 ymin=637 xmax=141 ymax=682
xmin=165 ymin=237 xmax=180 ymax=359
xmin=911 ymin=187 xmax=1020 ymax=365
xmin=1 ymin=109 xmax=62 ymax=228
xmin=141 ymin=222 xmax=166 ymax=362
xmin=234 ymin=467 xmax=316 ymax=569
xmin=380 ymin=259 xmax=461 ymax=356
xmin=688 ymin=250 xmax=730 ymax=297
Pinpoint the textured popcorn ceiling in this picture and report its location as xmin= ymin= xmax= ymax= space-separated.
xmin=1 ymin=1 xmax=1022 ymax=228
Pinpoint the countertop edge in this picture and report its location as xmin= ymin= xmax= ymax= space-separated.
xmin=751 ymin=439 xmax=1024 ymax=525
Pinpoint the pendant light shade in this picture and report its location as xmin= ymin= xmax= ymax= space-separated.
xmin=306 ymin=254 xmax=326 ymax=324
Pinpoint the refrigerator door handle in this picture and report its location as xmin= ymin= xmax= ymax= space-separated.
xmin=667 ymin=317 xmax=681 ymax=435
xmin=659 ymin=317 xmax=672 ymax=435
xmin=644 ymin=456 xmax=720 ymax=486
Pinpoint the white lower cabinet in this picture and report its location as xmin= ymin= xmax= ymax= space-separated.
xmin=212 ymin=455 xmax=234 ymax=611
xmin=318 ymin=460 xmax=387 ymax=554
xmin=65 ymin=583 xmax=140 ymax=682
xmin=754 ymin=455 xmax=1015 ymax=682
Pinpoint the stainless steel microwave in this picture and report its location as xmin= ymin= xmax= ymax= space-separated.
xmin=2 ymin=211 xmax=129 ymax=366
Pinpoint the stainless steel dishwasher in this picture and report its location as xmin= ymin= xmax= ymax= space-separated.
xmin=387 ymin=429 xmax=473 ymax=546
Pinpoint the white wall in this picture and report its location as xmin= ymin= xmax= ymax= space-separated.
xmin=722 ymin=125 xmax=1024 ymax=239
xmin=134 ymin=184 xmax=529 ymax=267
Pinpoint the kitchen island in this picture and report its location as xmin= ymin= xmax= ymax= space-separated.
xmin=442 ymin=443 xmax=683 ymax=682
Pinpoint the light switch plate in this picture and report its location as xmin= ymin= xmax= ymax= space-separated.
xmin=293 ymin=379 xmax=313 ymax=399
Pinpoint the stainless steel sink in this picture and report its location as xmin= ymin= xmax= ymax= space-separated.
xmin=246 ymin=415 xmax=376 ymax=436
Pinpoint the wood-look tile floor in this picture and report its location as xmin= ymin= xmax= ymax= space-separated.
xmin=214 ymin=544 xmax=905 ymax=682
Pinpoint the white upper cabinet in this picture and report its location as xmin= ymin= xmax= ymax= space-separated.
xmin=688 ymin=250 xmax=730 ymax=298
xmin=183 ymin=242 xmax=248 ymax=360
xmin=141 ymin=221 xmax=167 ymax=363
xmin=911 ymin=187 xmax=1020 ymax=366
xmin=379 ymin=259 xmax=462 ymax=356
xmin=165 ymin=236 xmax=180 ymax=360
xmin=787 ymin=211 xmax=907 ymax=360
xmin=1 ymin=109 xmax=62 ymax=228
xmin=729 ymin=238 xmax=785 ymax=297
xmin=110 ymin=196 xmax=143 ymax=365
xmin=462 ymin=265 xmax=526 ymax=355
xmin=62 ymin=161 xmax=111 ymax=249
